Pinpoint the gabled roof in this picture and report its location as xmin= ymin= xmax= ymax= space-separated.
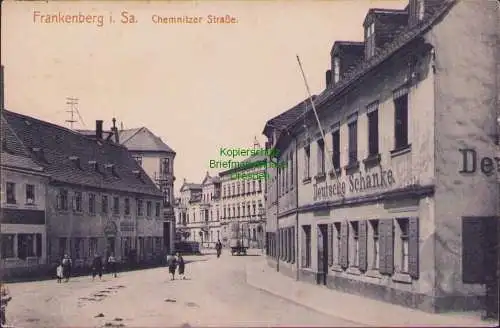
xmin=2 ymin=110 xmax=162 ymax=197
xmin=201 ymin=171 xmax=221 ymax=185
xmin=180 ymin=180 xmax=202 ymax=192
xmin=219 ymin=153 xmax=268 ymax=176
xmin=119 ymin=127 xmax=175 ymax=154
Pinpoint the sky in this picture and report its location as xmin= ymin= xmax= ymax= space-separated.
xmin=2 ymin=0 xmax=407 ymax=195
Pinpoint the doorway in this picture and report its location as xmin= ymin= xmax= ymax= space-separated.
xmin=106 ymin=237 xmax=115 ymax=258
xmin=316 ymin=224 xmax=328 ymax=285
xmin=163 ymin=221 xmax=171 ymax=254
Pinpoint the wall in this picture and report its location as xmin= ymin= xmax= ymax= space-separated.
xmin=427 ymin=0 xmax=499 ymax=307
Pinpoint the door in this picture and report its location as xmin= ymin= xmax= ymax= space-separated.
xmin=106 ymin=237 xmax=115 ymax=258
xmin=163 ymin=221 xmax=170 ymax=254
xmin=317 ymin=224 xmax=328 ymax=285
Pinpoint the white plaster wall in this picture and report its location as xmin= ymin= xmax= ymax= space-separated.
xmin=427 ymin=0 xmax=499 ymax=297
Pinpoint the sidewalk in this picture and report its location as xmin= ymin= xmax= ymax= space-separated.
xmin=245 ymin=259 xmax=497 ymax=327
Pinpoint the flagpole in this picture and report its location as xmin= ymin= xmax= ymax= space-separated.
xmin=296 ymin=55 xmax=344 ymax=198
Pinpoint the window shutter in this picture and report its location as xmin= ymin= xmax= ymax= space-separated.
xmin=385 ymin=219 xmax=394 ymax=275
xmin=408 ymin=216 xmax=420 ymax=279
xmin=327 ymin=224 xmax=334 ymax=266
xmin=378 ymin=220 xmax=386 ymax=274
xmin=462 ymin=217 xmax=485 ymax=283
xmin=359 ymin=220 xmax=368 ymax=272
xmin=292 ymin=227 xmax=295 ymax=264
xmin=340 ymin=221 xmax=349 ymax=269
xmin=301 ymin=228 xmax=306 ymax=267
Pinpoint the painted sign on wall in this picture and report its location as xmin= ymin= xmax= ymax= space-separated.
xmin=459 ymin=149 xmax=500 ymax=176
xmin=313 ymin=168 xmax=396 ymax=201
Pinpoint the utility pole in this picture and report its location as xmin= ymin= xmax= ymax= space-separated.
xmin=65 ymin=97 xmax=79 ymax=130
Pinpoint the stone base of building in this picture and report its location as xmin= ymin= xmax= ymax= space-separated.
xmin=266 ymin=257 xmax=484 ymax=314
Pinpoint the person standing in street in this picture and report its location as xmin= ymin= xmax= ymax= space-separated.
xmin=177 ymin=253 xmax=186 ymax=280
xmin=216 ymin=239 xmax=222 ymax=258
xmin=62 ymin=254 xmax=72 ymax=282
xmin=166 ymin=252 xmax=177 ymax=280
xmin=0 ymin=283 xmax=12 ymax=327
xmin=108 ymin=253 xmax=117 ymax=278
xmin=92 ymin=253 xmax=103 ymax=281
xmin=56 ymin=262 xmax=63 ymax=283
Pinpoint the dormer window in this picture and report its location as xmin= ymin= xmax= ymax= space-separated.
xmin=366 ymin=22 xmax=375 ymax=59
xmin=88 ymin=160 xmax=99 ymax=172
xmin=417 ymin=0 xmax=424 ymax=21
xmin=104 ymin=163 xmax=118 ymax=177
xmin=32 ymin=147 xmax=46 ymax=162
xmin=333 ymin=56 xmax=340 ymax=83
xmin=69 ymin=156 xmax=81 ymax=169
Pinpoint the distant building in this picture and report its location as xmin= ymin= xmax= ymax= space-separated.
xmin=263 ymin=0 xmax=498 ymax=315
xmin=79 ymin=124 xmax=176 ymax=254
xmin=1 ymin=114 xmax=50 ymax=278
xmin=4 ymin=110 xmax=165 ymax=269
xmin=218 ymin=153 xmax=266 ymax=248
xmin=175 ymin=174 xmax=222 ymax=246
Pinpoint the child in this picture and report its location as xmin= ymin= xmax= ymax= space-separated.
xmin=56 ymin=263 xmax=63 ymax=283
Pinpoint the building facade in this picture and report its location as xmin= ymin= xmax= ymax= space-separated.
xmin=263 ymin=0 xmax=498 ymax=314
xmin=3 ymin=110 xmax=165 ymax=269
xmin=219 ymin=155 xmax=266 ymax=248
xmin=79 ymin=124 xmax=176 ymax=254
xmin=1 ymin=115 xmax=50 ymax=278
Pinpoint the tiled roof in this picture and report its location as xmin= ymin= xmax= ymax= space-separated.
xmin=285 ymin=0 xmax=456 ymax=133
xmin=1 ymin=152 xmax=45 ymax=173
xmin=119 ymin=127 xmax=175 ymax=153
xmin=2 ymin=110 xmax=162 ymax=197
xmin=219 ymin=153 xmax=268 ymax=176
xmin=77 ymin=129 xmax=114 ymax=141
xmin=263 ymin=97 xmax=315 ymax=136
xmin=181 ymin=182 xmax=202 ymax=191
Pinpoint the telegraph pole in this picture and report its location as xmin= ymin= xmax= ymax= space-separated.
xmin=65 ymin=97 xmax=79 ymax=129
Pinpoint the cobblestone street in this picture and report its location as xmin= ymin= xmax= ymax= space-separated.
xmin=5 ymin=250 xmax=358 ymax=327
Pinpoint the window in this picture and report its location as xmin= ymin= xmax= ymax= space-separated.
xmin=253 ymin=180 xmax=256 ymax=193
xmin=163 ymin=187 xmax=170 ymax=205
xmin=242 ymin=182 xmax=245 ymax=194
xmin=366 ymin=22 xmax=375 ymax=58
xmin=59 ymin=237 xmax=67 ymax=257
xmin=146 ymin=201 xmax=152 ymax=217
xmin=133 ymin=156 xmax=142 ymax=166
xmin=317 ymin=139 xmax=325 ymax=175
xmin=89 ymin=193 xmax=96 ymax=214
xmin=304 ymin=145 xmax=310 ymax=179
xmin=334 ymin=223 xmax=341 ymax=266
xmin=258 ymin=180 xmax=262 ymax=192
xmin=73 ymin=192 xmax=83 ymax=212
xmin=5 ymin=182 xmax=16 ymax=204
xmin=25 ymin=184 xmax=35 ymax=204
xmin=74 ymin=238 xmax=83 ymax=259
xmin=102 ymin=195 xmax=108 ymax=214
xmin=290 ymin=152 xmax=294 ymax=187
xmin=368 ymin=109 xmax=379 ymax=156
xmin=232 ymin=184 xmax=235 ymax=195
xmin=113 ymin=196 xmax=119 ymax=215
xmin=155 ymin=202 xmax=161 ymax=217
xmin=57 ymin=189 xmax=69 ymax=210
xmin=348 ymin=120 xmax=358 ymax=165
xmin=333 ymin=56 xmax=340 ymax=83
xmin=137 ymin=199 xmax=144 ymax=216
xmin=247 ymin=181 xmax=250 ymax=194
xmin=0 ymin=234 xmax=15 ymax=258
xmin=223 ymin=207 xmax=226 ymax=218
xmin=370 ymin=220 xmax=380 ymax=269
xmin=350 ymin=221 xmax=359 ymax=267
xmin=302 ymin=225 xmax=312 ymax=268
xmin=398 ymin=218 xmax=410 ymax=273
xmin=89 ymin=237 xmax=98 ymax=257
xmin=124 ymin=198 xmax=130 ymax=215
xmin=35 ymin=233 xmax=42 ymax=257
xmin=160 ymin=158 xmax=170 ymax=174
xmin=17 ymin=234 xmax=35 ymax=259
xmin=394 ymin=94 xmax=409 ymax=150
xmin=332 ymin=130 xmax=340 ymax=170
xmin=252 ymin=204 xmax=256 ymax=216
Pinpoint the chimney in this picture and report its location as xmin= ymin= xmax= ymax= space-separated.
xmin=112 ymin=118 xmax=119 ymax=143
xmin=96 ymin=120 xmax=103 ymax=140
xmin=325 ymin=69 xmax=332 ymax=87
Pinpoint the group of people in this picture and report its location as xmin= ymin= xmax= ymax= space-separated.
xmin=166 ymin=252 xmax=186 ymax=280
xmin=56 ymin=253 xmax=118 ymax=283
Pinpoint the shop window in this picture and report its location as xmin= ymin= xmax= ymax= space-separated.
xmin=74 ymin=238 xmax=83 ymax=259
xmin=350 ymin=221 xmax=359 ymax=267
xmin=0 ymin=234 xmax=15 ymax=258
xmin=301 ymin=225 xmax=312 ymax=268
xmin=18 ymin=234 xmax=35 ymax=259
